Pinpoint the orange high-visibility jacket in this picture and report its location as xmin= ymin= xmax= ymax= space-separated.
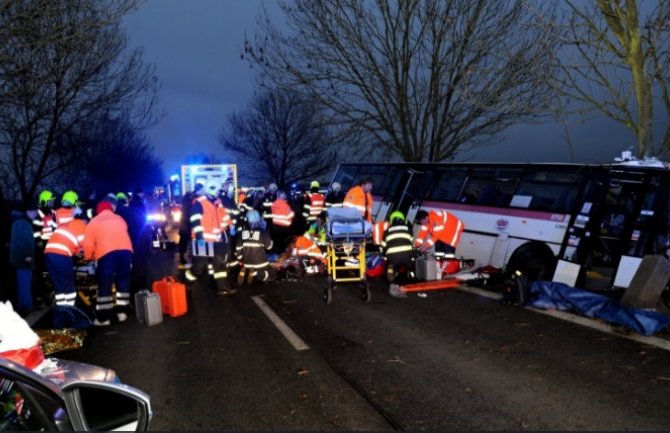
xmin=415 ymin=210 xmax=464 ymax=249
xmin=45 ymin=219 xmax=87 ymax=257
xmin=292 ymin=236 xmax=325 ymax=260
xmin=83 ymin=210 xmax=132 ymax=260
xmin=54 ymin=207 xmax=75 ymax=227
xmin=271 ymin=198 xmax=294 ymax=227
xmin=190 ymin=196 xmax=222 ymax=242
xmin=343 ymin=185 xmax=373 ymax=222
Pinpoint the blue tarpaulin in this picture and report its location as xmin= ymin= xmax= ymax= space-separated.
xmin=527 ymin=281 xmax=670 ymax=336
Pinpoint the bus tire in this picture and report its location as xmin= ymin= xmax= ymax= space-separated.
xmin=507 ymin=241 xmax=556 ymax=282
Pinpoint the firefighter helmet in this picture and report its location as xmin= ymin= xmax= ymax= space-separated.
xmin=310 ymin=180 xmax=320 ymax=189
xmin=268 ymin=183 xmax=278 ymax=193
xmin=331 ymin=182 xmax=341 ymax=192
xmin=38 ymin=190 xmax=54 ymax=206
xmin=115 ymin=192 xmax=128 ymax=202
xmin=61 ymin=190 xmax=78 ymax=206
xmin=389 ymin=211 xmax=405 ymax=224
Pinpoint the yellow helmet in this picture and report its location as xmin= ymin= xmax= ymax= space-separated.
xmin=38 ymin=190 xmax=54 ymax=206
xmin=61 ymin=190 xmax=78 ymax=206
xmin=310 ymin=180 xmax=320 ymax=189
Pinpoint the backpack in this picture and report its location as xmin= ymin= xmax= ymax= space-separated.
xmin=501 ymin=270 xmax=530 ymax=306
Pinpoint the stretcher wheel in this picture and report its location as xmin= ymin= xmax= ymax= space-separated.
xmin=361 ymin=279 xmax=371 ymax=303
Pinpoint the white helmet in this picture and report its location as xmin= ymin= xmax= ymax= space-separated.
xmin=246 ymin=210 xmax=261 ymax=224
xmin=268 ymin=183 xmax=278 ymax=193
xmin=331 ymin=182 xmax=341 ymax=192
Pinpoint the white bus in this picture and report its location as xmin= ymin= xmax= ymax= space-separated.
xmin=329 ymin=159 xmax=670 ymax=293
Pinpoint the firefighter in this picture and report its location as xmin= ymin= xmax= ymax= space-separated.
xmin=219 ymin=180 xmax=241 ymax=286
xmin=54 ymin=190 xmax=79 ymax=227
xmin=414 ymin=209 xmax=465 ymax=259
xmin=236 ymin=210 xmax=274 ymax=285
xmin=343 ymin=177 xmax=374 ymax=222
xmin=184 ymin=181 xmax=234 ymax=297
xmin=325 ymin=182 xmax=345 ymax=208
xmin=303 ymin=181 xmax=325 ymax=226
xmin=381 ymin=211 xmax=414 ymax=284
xmin=261 ymin=183 xmax=278 ymax=226
xmin=82 ymin=197 xmax=133 ymax=326
xmin=271 ymin=190 xmax=295 ymax=254
xmin=32 ymin=190 xmax=57 ymax=307
xmin=44 ymin=217 xmax=87 ymax=325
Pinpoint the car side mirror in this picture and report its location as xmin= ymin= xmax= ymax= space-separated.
xmin=62 ymin=381 xmax=152 ymax=431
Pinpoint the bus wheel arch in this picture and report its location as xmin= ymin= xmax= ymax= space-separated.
xmin=506 ymin=241 xmax=557 ymax=282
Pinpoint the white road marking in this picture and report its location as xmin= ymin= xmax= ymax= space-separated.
xmin=458 ymin=286 xmax=670 ymax=352
xmin=251 ymin=296 xmax=309 ymax=351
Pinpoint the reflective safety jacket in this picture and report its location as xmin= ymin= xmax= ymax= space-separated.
xmin=32 ymin=208 xmax=57 ymax=242
xmin=45 ymin=219 xmax=87 ymax=257
xmin=303 ymin=192 xmax=325 ymax=222
xmin=292 ymin=236 xmax=325 ymax=260
xmin=215 ymin=199 xmax=233 ymax=233
xmin=54 ymin=207 xmax=75 ymax=227
xmin=236 ymin=228 xmax=273 ymax=269
xmin=381 ymin=223 xmax=414 ymax=264
xmin=190 ymin=196 xmax=223 ymax=242
xmin=83 ymin=210 xmax=133 ymax=260
xmin=414 ymin=210 xmax=464 ymax=249
xmin=271 ymin=198 xmax=295 ymax=227
xmin=343 ymin=185 xmax=373 ymax=222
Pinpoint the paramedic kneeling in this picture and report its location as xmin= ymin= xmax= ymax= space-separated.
xmin=414 ymin=209 xmax=464 ymax=259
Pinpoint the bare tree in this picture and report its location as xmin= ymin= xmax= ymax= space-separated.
xmin=220 ymin=89 xmax=337 ymax=188
xmin=0 ymin=0 xmax=161 ymax=208
xmin=242 ymin=0 xmax=556 ymax=162
xmin=553 ymin=1 xmax=670 ymax=159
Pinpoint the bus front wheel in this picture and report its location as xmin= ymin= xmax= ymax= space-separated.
xmin=506 ymin=241 xmax=556 ymax=282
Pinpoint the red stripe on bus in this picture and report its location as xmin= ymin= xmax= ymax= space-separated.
xmin=420 ymin=200 xmax=569 ymax=222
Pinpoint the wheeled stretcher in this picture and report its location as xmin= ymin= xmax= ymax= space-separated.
xmin=324 ymin=208 xmax=372 ymax=304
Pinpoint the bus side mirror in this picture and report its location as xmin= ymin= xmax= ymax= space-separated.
xmin=62 ymin=381 xmax=152 ymax=431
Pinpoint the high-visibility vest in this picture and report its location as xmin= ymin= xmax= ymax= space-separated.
xmin=343 ymin=185 xmax=373 ymax=222
xmin=303 ymin=192 xmax=325 ymax=221
xmin=216 ymin=202 xmax=232 ymax=232
xmin=292 ymin=236 xmax=325 ymax=260
xmin=33 ymin=209 xmax=56 ymax=241
xmin=190 ymin=196 xmax=222 ymax=242
xmin=415 ymin=210 xmax=464 ymax=249
xmin=45 ymin=219 xmax=87 ymax=257
xmin=271 ymin=199 xmax=294 ymax=227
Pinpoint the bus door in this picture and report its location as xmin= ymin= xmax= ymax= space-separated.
xmin=559 ymin=169 xmax=649 ymax=291
xmin=392 ymin=168 xmax=432 ymax=222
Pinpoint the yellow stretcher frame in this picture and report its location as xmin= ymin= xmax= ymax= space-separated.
xmin=324 ymin=228 xmax=371 ymax=304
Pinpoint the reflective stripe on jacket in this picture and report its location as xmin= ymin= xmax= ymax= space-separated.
xmin=292 ymin=236 xmax=325 ymax=260
xmin=271 ymin=199 xmax=294 ymax=227
xmin=415 ymin=210 xmax=464 ymax=249
xmin=45 ymin=219 xmax=87 ymax=257
xmin=190 ymin=196 xmax=222 ymax=242
xmin=343 ymin=185 xmax=373 ymax=222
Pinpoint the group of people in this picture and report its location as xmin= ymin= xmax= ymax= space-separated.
xmin=177 ymin=178 xmax=346 ymax=295
xmin=9 ymin=189 xmax=149 ymax=326
xmin=8 ymin=175 xmax=465 ymax=325
xmin=178 ymin=175 xmax=465 ymax=293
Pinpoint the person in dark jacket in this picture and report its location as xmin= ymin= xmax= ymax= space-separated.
xmin=116 ymin=192 xmax=148 ymax=295
xmin=381 ymin=211 xmax=415 ymax=284
xmin=236 ymin=210 xmax=275 ymax=285
xmin=10 ymin=210 xmax=36 ymax=315
xmin=178 ymin=191 xmax=194 ymax=266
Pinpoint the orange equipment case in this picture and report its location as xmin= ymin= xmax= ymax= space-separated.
xmin=152 ymin=276 xmax=187 ymax=317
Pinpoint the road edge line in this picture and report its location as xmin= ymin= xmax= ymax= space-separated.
xmin=251 ymin=295 xmax=309 ymax=351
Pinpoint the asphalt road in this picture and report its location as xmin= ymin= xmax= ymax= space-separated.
xmin=52 ymin=250 xmax=670 ymax=431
